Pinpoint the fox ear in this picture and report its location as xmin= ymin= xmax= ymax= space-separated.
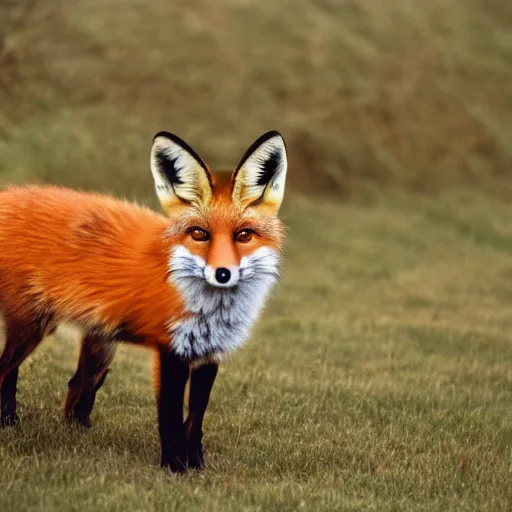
xmin=231 ymin=131 xmax=287 ymax=214
xmin=150 ymin=132 xmax=213 ymax=213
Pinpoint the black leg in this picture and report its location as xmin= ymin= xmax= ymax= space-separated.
xmin=0 ymin=316 xmax=47 ymax=427
xmin=65 ymin=333 xmax=116 ymax=428
xmin=0 ymin=367 xmax=19 ymax=427
xmin=158 ymin=350 xmax=189 ymax=472
xmin=185 ymin=363 xmax=218 ymax=470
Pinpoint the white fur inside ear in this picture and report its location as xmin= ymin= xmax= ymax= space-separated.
xmin=150 ymin=135 xmax=212 ymax=211
xmin=233 ymin=133 xmax=287 ymax=209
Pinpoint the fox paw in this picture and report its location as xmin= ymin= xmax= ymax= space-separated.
xmin=161 ymin=445 xmax=188 ymax=473
xmin=65 ymin=410 xmax=92 ymax=428
xmin=187 ymin=445 xmax=204 ymax=470
xmin=0 ymin=410 xmax=19 ymax=428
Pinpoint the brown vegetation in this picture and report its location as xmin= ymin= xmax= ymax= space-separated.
xmin=1 ymin=0 xmax=511 ymax=198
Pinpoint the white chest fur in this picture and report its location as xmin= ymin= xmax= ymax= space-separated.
xmin=168 ymin=246 xmax=280 ymax=360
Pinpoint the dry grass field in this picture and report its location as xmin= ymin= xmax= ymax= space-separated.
xmin=1 ymin=191 xmax=511 ymax=511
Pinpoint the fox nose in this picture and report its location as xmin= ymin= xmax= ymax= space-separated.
xmin=215 ymin=267 xmax=231 ymax=284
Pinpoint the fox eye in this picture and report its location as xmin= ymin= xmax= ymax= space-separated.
xmin=188 ymin=227 xmax=210 ymax=242
xmin=235 ymin=229 xmax=255 ymax=243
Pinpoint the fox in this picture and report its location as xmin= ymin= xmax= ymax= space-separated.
xmin=0 ymin=130 xmax=287 ymax=472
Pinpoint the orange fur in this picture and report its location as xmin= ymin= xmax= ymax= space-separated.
xmin=172 ymin=174 xmax=284 ymax=268
xmin=0 ymin=180 xmax=283 ymax=351
xmin=0 ymin=186 xmax=176 ymax=349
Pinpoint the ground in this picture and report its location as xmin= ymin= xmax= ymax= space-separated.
xmin=1 ymin=190 xmax=511 ymax=511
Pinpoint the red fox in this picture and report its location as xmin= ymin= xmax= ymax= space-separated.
xmin=0 ymin=131 xmax=287 ymax=472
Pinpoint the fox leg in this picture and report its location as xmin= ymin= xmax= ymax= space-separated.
xmin=0 ymin=368 xmax=19 ymax=426
xmin=184 ymin=362 xmax=218 ymax=470
xmin=0 ymin=315 xmax=51 ymax=427
xmin=155 ymin=349 xmax=189 ymax=472
xmin=65 ymin=332 xmax=116 ymax=428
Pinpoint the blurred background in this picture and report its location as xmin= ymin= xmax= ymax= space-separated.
xmin=1 ymin=0 xmax=511 ymax=199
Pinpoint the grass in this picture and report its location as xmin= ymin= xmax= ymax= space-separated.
xmin=1 ymin=189 xmax=511 ymax=511
xmin=1 ymin=0 xmax=512 ymax=197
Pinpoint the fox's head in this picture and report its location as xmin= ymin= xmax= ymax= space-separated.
xmin=150 ymin=131 xmax=286 ymax=294
xmin=150 ymin=131 xmax=287 ymax=358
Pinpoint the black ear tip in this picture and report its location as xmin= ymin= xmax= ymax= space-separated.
xmin=260 ymin=130 xmax=285 ymax=143
xmin=153 ymin=131 xmax=179 ymax=143
xmin=248 ymin=130 xmax=286 ymax=152
xmin=234 ymin=130 xmax=288 ymax=173
xmin=150 ymin=131 xmax=210 ymax=173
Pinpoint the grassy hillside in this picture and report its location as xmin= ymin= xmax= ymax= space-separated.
xmin=1 ymin=191 xmax=511 ymax=511
xmin=1 ymin=0 xmax=512 ymax=197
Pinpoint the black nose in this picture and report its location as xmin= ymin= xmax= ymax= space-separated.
xmin=215 ymin=267 xmax=231 ymax=284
